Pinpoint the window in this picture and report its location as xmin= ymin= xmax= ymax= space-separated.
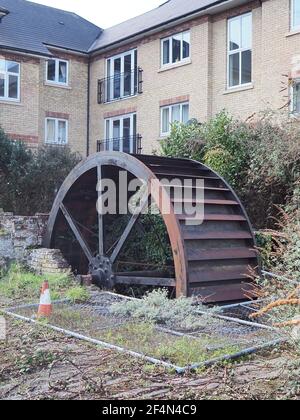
xmin=45 ymin=118 xmax=68 ymax=144
xmin=46 ymin=59 xmax=68 ymax=85
xmin=161 ymin=31 xmax=190 ymax=67
xmin=228 ymin=13 xmax=252 ymax=88
xmin=161 ymin=103 xmax=189 ymax=136
xmin=104 ymin=113 xmax=137 ymax=153
xmin=0 ymin=59 xmax=20 ymax=101
xmin=105 ymin=50 xmax=137 ymax=102
xmin=292 ymin=0 xmax=300 ymax=30
xmin=292 ymin=80 xmax=300 ymax=114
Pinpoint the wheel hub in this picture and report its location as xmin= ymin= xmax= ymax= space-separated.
xmin=89 ymin=255 xmax=115 ymax=289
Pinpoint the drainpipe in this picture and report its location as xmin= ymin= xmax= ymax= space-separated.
xmin=86 ymin=57 xmax=91 ymax=157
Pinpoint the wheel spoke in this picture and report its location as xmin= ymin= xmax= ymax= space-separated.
xmin=60 ymin=203 xmax=93 ymax=263
xmin=110 ymin=191 xmax=150 ymax=264
xmin=97 ymin=165 xmax=104 ymax=256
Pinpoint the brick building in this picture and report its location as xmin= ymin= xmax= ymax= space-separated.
xmin=0 ymin=0 xmax=300 ymax=156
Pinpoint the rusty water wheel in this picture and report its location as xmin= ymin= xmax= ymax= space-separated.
xmin=43 ymin=152 xmax=260 ymax=304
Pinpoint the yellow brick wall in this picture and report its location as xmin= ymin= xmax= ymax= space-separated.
xmin=90 ymin=19 xmax=212 ymax=155
xmin=38 ymin=55 xmax=89 ymax=157
xmin=1 ymin=0 xmax=300 ymax=157
xmin=0 ymin=53 xmax=40 ymax=145
xmin=211 ymin=0 xmax=299 ymax=117
xmin=90 ymin=0 xmax=300 ymax=155
xmin=0 ymin=51 xmax=89 ymax=155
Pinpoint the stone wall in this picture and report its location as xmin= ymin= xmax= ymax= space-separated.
xmin=0 ymin=212 xmax=48 ymax=264
xmin=27 ymin=248 xmax=70 ymax=275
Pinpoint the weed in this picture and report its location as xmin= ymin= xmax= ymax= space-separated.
xmin=0 ymin=263 xmax=79 ymax=302
xmin=16 ymin=349 xmax=56 ymax=374
xmin=65 ymin=286 xmax=89 ymax=303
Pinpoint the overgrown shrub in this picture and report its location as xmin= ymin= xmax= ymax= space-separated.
xmin=160 ymin=119 xmax=204 ymax=160
xmin=161 ymin=110 xmax=300 ymax=229
xmin=110 ymin=289 xmax=215 ymax=331
xmin=0 ymin=127 xmax=33 ymax=214
xmin=240 ymin=111 xmax=300 ymax=228
xmin=0 ymin=128 xmax=81 ymax=215
xmin=251 ymin=189 xmax=299 ymax=336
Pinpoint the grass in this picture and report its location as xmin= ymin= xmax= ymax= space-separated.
xmin=65 ymin=286 xmax=90 ymax=303
xmin=100 ymin=322 xmax=241 ymax=367
xmin=0 ymin=263 xmax=87 ymax=302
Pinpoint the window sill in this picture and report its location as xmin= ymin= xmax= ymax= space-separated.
xmin=223 ymin=83 xmax=254 ymax=95
xmin=158 ymin=59 xmax=192 ymax=73
xmin=102 ymin=94 xmax=138 ymax=105
xmin=286 ymin=28 xmax=300 ymax=38
xmin=44 ymin=142 xmax=68 ymax=146
xmin=0 ymin=99 xmax=21 ymax=106
xmin=44 ymin=82 xmax=71 ymax=90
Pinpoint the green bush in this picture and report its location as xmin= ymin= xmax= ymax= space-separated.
xmin=160 ymin=120 xmax=204 ymax=160
xmin=203 ymin=147 xmax=236 ymax=182
xmin=0 ymin=127 xmax=81 ymax=215
xmin=161 ymin=111 xmax=249 ymax=189
xmin=160 ymin=110 xmax=300 ymax=229
xmin=202 ymin=111 xmax=249 ymax=188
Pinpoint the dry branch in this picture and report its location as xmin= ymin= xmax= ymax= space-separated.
xmin=250 ymin=298 xmax=300 ymax=319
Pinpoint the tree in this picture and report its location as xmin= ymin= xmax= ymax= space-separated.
xmin=0 ymin=127 xmax=81 ymax=215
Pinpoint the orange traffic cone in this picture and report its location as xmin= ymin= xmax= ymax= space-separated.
xmin=37 ymin=280 xmax=52 ymax=318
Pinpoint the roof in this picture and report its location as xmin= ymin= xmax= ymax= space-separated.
xmin=0 ymin=0 xmax=250 ymax=57
xmin=0 ymin=0 xmax=102 ymax=56
xmin=89 ymin=0 xmax=231 ymax=52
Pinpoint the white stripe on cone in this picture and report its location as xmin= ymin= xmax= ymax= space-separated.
xmin=38 ymin=282 xmax=52 ymax=318
xmin=40 ymin=289 xmax=51 ymax=305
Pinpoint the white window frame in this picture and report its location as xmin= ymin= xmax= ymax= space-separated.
xmin=291 ymin=79 xmax=300 ymax=115
xmin=106 ymin=49 xmax=137 ymax=102
xmin=45 ymin=118 xmax=68 ymax=145
xmin=291 ymin=0 xmax=300 ymax=30
xmin=227 ymin=13 xmax=252 ymax=89
xmin=161 ymin=31 xmax=191 ymax=68
xmin=46 ymin=58 xmax=69 ymax=86
xmin=104 ymin=113 xmax=137 ymax=153
xmin=160 ymin=102 xmax=190 ymax=137
xmin=0 ymin=59 xmax=20 ymax=102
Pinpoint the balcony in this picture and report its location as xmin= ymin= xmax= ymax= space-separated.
xmin=97 ymin=135 xmax=142 ymax=154
xmin=97 ymin=68 xmax=143 ymax=104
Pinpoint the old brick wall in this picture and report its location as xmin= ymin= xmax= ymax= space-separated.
xmin=0 ymin=212 xmax=48 ymax=263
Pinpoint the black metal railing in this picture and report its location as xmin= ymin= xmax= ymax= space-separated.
xmin=97 ymin=135 xmax=142 ymax=154
xmin=98 ymin=67 xmax=143 ymax=104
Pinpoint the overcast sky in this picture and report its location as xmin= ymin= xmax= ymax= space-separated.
xmin=30 ymin=0 xmax=166 ymax=28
